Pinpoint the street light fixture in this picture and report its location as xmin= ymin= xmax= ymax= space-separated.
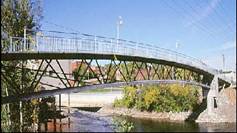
xmin=117 ymin=16 xmax=123 ymax=40
xmin=116 ymin=16 xmax=123 ymax=53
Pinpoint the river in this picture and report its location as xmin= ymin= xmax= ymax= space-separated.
xmin=39 ymin=107 xmax=236 ymax=132
xmin=116 ymin=116 xmax=236 ymax=132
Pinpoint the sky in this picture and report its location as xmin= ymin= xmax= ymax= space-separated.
xmin=41 ymin=0 xmax=236 ymax=71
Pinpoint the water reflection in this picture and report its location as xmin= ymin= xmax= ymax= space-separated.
xmin=116 ymin=116 xmax=200 ymax=132
xmin=117 ymin=116 xmax=236 ymax=132
xmin=39 ymin=107 xmax=236 ymax=132
xmin=39 ymin=107 xmax=114 ymax=132
xmin=198 ymin=122 xmax=236 ymax=132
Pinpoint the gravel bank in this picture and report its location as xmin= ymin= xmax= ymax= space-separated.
xmin=55 ymin=91 xmax=123 ymax=107
xmin=98 ymin=105 xmax=192 ymax=122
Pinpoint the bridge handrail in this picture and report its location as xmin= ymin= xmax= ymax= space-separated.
xmin=3 ymin=32 xmax=219 ymax=75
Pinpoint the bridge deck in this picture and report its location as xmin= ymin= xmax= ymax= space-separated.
xmin=1 ymin=52 xmax=213 ymax=75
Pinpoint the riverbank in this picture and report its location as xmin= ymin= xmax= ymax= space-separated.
xmin=98 ymin=105 xmax=192 ymax=122
xmin=98 ymin=86 xmax=236 ymax=123
xmin=55 ymin=90 xmax=123 ymax=107
xmin=53 ymin=86 xmax=236 ymax=123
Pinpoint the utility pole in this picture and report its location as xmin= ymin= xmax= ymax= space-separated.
xmin=222 ymin=54 xmax=225 ymax=71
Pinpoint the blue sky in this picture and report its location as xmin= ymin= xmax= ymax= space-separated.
xmin=41 ymin=0 xmax=236 ymax=71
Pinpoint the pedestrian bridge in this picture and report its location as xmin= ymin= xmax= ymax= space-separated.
xmin=1 ymin=30 xmax=233 ymax=103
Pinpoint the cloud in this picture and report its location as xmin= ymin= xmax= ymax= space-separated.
xmin=187 ymin=0 xmax=221 ymax=27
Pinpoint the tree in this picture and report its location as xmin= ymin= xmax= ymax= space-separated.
xmin=1 ymin=0 xmax=42 ymax=131
xmin=72 ymin=62 xmax=88 ymax=86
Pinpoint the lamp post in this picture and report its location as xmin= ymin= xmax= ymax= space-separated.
xmin=116 ymin=16 xmax=123 ymax=53
xmin=175 ymin=42 xmax=180 ymax=62
xmin=222 ymin=54 xmax=225 ymax=71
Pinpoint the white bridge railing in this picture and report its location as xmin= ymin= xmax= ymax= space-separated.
xmin=5 ymin=32 xmax=219 ymax=75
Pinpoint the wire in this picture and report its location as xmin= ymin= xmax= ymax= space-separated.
xmin=184 ymin=0 xmax=222 ymax=32
xmin=209 ymin=0 xmax=236 ymax=41
xmin=43 ymin=20 xmax=81 ymax=34
xmin=219 ymin=0 xmax=236 ymax=22
xmin=172 ymin=0 xmax=221 ymax=41
xmin=185 ymin=0 xmax=233 ymax=41
xmin=161 ymin=0 xmax=217 ymax=42
xmin=207 ymin=0 xmax=235 ymax=33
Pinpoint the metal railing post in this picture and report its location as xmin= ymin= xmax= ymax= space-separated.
xmin=117 ymin=39 xmax=119 ymax=54
xmin=94 ymin=36 xmax=97 ymax=53
xmin=80 ymin=38 xmax=82 ymax=52
xmin=135 ymin=42 xmax=138 ymax=56
xmin=146 ymin=45 xmax=148 ymax=57
xmin=36 ymin=35 xmax=38 ymax=52
xmin=23 ymin=27 xmax=26 ymax=52
xmin=111 ymin=39 xmax=113 ymax=54
xmin=75 ymin=34 xmax=77 ymax=52
xmin=9 ymin=36 xmax=12 ymax=52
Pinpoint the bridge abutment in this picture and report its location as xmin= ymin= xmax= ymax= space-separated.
xmin=207 ymin=75 xmax=219 ymax=115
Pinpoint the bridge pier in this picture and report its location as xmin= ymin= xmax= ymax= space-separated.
xmin=68 ymin=93 xmax=71 ymax=128
xmin=207 ymin=75 xmax=219 ymax=115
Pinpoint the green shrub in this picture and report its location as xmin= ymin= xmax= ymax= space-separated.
xmin=143 ymin=86 xmax=160 ymax=111
xmin=114 ymin=84 xmax=200 ymax=113
xmin=123 ymin=86 xmax=137 ymax=108
xmin=113 ymin=117 xmax=134 ymax=132
xmin=113 ymin=98 xmax=123 ymax=107
xmin=134 ymin=89 xmax=146 ymax=111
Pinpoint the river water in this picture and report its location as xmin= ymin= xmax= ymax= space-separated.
xmin=40 ymin=107 xmax=236 ymax=132
xmin=117 ymin=116 xmax=236 ymax=132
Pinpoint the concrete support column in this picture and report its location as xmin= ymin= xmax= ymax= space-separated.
xmin=68 ymin=93 xmax=71 ymax=127
xmin=20 ymin=101 xmax=23 ymax=132
xmin=207 ymin=90 xmax=215 ymax=115
xmin=207 ymin=75 xmax=219 ymax=115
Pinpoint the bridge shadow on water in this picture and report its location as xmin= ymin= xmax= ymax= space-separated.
xmin=186 ymin=98 xmax=207 ymax=122
xmin=75 ymin=107 xmax=102 ymax=112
